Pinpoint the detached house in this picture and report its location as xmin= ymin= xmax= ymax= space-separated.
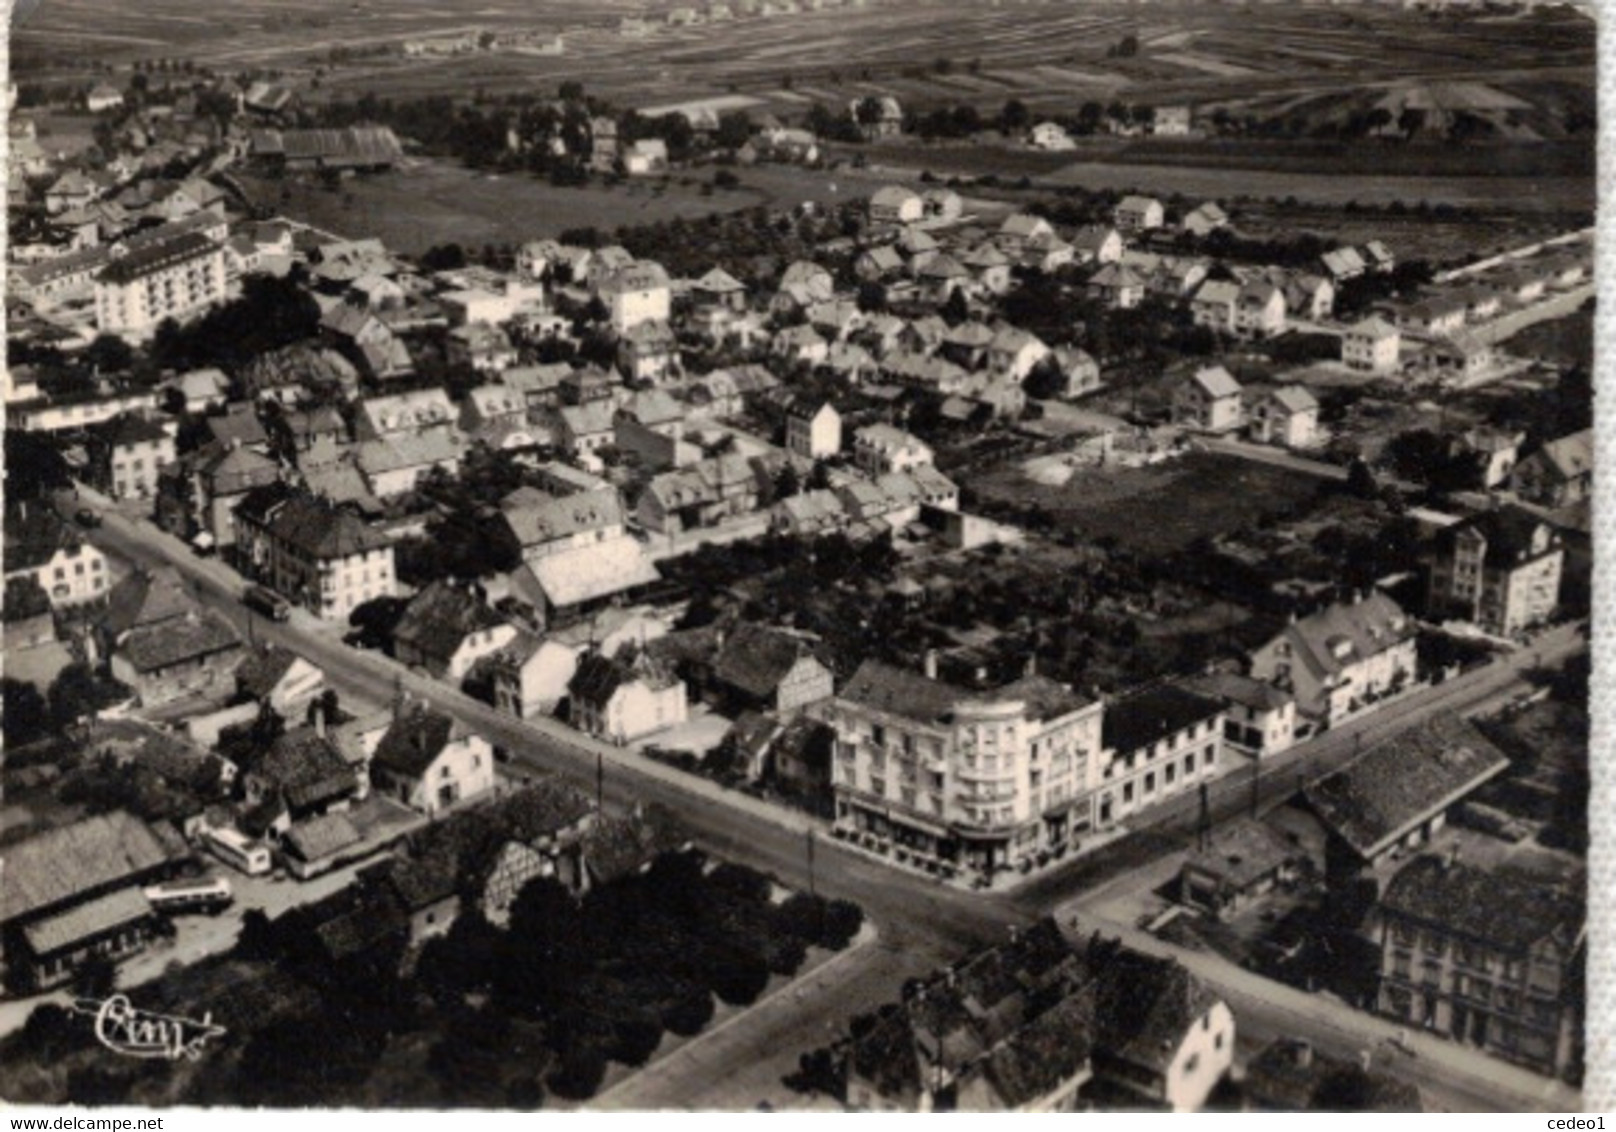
xmin=1234 ymin=280 xmax=1287 ymax=339
xmin=1173 ymin=366 xmax=1243 ymax=434
xmin=372 ymin=705 xmax=497 ymax=817
xmin=1247 ymin=384 xmax=1319 ymax=449
xmin=1114 ymin=195 xmax=1165 ymax=234
xmin=4 ymin=509 xmax=110 ymax=608
xmin=1182 ymin=201 xmax=1228 ymax=237
xmin=786 ymin=399 xmax=842 ymax=459
xmin=1426 ymin=507 xmax=1563 ymax=638
xmin=568 ymin=650 xmax=687 ymax=744
xmin=708 ymin=622 xmax=835 ymax=715
xmin=87 ymin=414 xmax=175 ymax=501
xmin=392 ymin=581 xmax=518 ymax=683
xmin=1342 ymin=317 xmax=1401 ymax=374
xmin=1086 ymin=263 xmax=1146 ymax=310
xmin=1248 ymin=591 xmax=1417 ymax=726
xmin=869 ymin=185 xmax=924 ymax=225
xmin=853 ymin=424 xmax=933 ymax=475
xmin=1511 ymin=429 xmax=1593 ymax=509
xmin=100 ymin=567 xmax=243 ymax=707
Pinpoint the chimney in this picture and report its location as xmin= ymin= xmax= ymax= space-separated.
xmin=1444 ymin=843 xmax=1460 ymax=871
xmin=1024 ymin=654 xmax=1036 ymax=678
xmin=923 ymin=649 xmax=938 ymax=680
xmin=313 ymin=704 xmax=326 ymax=739
xmin=1293 ymin=1041 xmax=1314 ymax=1070
xmin=1358 ymin=1049 xmax=1373 ymax=1073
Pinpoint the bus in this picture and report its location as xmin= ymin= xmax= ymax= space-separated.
xmin=205 ymin=828 xmax=273 ymax=876
xmin=143 ymin=876 xmax=235 ymax=916
xmin=243 ymin=585 xmax=291 ymax=622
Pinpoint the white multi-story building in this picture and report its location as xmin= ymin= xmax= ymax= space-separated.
xmin=852 ymin=423 xmax=934 ymax=475
xmin=1094 ymin=683 xmax=1227 ymax=828
xmin=94 ymin=231 xmax=227 ymax=339
xmin=233 ymin=485 xmax=397 ymax=622
xmin=828 ymin=659 xmax=1104 ymax=877
xmin=597 ymin=261 xmax=671 ymax=334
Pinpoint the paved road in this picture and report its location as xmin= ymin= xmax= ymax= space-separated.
xmin=78 ymin=492 xmax=1585 ymax=1111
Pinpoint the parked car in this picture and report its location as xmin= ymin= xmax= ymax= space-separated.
xmin=243 ymin=584 xmax=291 ymax=622
xmin=74 ymin=508 xmax=101 ymax=528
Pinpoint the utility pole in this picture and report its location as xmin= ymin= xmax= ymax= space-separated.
xmin=596 ymin=750 xmax=604 ymax=813
xmin=1250 ymin=752 xmax=1261 ymax=820
xmin=807 ymin=827 xmax=817 ymax=901
xmin=1196 ymin=781 xmax=1211 ymax=852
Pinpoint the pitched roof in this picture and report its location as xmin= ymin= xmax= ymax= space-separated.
xmin=1181 ymin=670 xmax=1292 ymax=712
xmin=1434 ymin=506 xmax=1561 ymax=569
xmin=713 ymin=623 xmax=822 ymax=699
xmin=0 ymin=811 xmax=188 ymax=923
xmin=393 ymin=580 xmax=508 ymax=662
xmin=579 ymin=804 xmax=690 ymax=885
xmin=1267 ymin=384 xmax=1318 ymax=414
xmin=4 ymin=509 xmax=89 ymax=573
xmin=248 ymin=726 xmax=356 ymax=810
xmin=283 ymin=811 xmax=364 ymax=862
xmin=372 ymin=706 xmax=458 ymax=778
xmin=235 ymin=643 xmax=313 ymax=699
xmin=1304 ymin=712 xmax=1510 ymax=859
xmin=1267 ymin=591 xmax=1413 ymax=684
xmin=1183 ymin=818 xmax=1302 ymax=890
xmin=1380 ymin=855 xmax=1584 ymax=954
xmin=263 ymin=494 xmax=392 ymax=559
xmin=1191 ymin=365 xmax=1242 ymax=399
xmin=525 ymin=534 xmax=660 ymax=608
xmin=1527 ymin=428 xmax=1594 ymax=483
xmin=504 ymin=487 xmax=624 ymax=548
xmin=839 ymin=660 xmax=961 ymax=728
xmin=1093 ymin=949 xmax=1219 ymax=1073
xmin=24 ymin=887 xmax=153 ymax=956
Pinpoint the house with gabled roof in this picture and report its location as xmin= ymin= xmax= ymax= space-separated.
xmin=997 ymin=212 xmax=1055 ymax=251
xmin=1249 ymin=590 xmax=1417 ymax=726
xmin=1247 ymin=384 xmax=1319 ymax=449
xmin=869 ymin=185 xmax=924 ymax=225
xmin=392 ymin=581 xmax=518 ymax=683
xmin=0 ymin=811 xmax=190 ymax=989
xmin=235 ymin=643 xmax=326 ymax=719
xmin=1234 ymin=280 xmax=1287 ymax=338
xmin=1173 ymin=365 xmax=1243 ymax=433
xmin=4 ymin=508 xmax=110 ymax=608
xmin=371 ymin=703 xmax=497 ymax=817
xmin=1303 ymin=711 xmax=1507 ymax=886
xmin=1320 ymin=246 xmax=1366 ymax=282
xmin=568 ymin=649 xmax=687 ymax=744
xmin=1510 ymin=428 xmax=1593 ymax=509
xmin=1086 ymin=263 xmax=1146 ymax=310
xmin=1182 ymin=201 xmax=1228 ymax=237
xmin=1426 ymin=506 xmax=1563 ymax=638
xmin=100 ymin=567 xmax=243 ymax=708
xmin=1115 ymin=195 xmax=1165 ymax=234
xmin=238 ymin=721 xmax=362 ymax=840
xmin=1342 ymin=315 xmax=1401 ymax=374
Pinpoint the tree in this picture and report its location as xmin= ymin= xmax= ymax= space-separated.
xmin=346 ymin=595 xmax=407 ymax=651
xmin=1115 ymin=33 xmax=1140 ymax=57
xmin=998 ymin=98 xmax=1030 ymax=136
xmin=715 ymin=109 xmax=754 ymax=151
xmin=546 ymin=1045 xmax=607 ymax=1100
xmin=5 ymin=430 xmax=73 ymax=501
xmin=420 ymin=243 xmax=467 ymax=272
xmin=83 ymin=333 xmax=135 ymax=374
xmin=941 ymin=287 xmax=970 ymax=327
xmin=48 ymin=663 xmax=132 ymax=730
xmin=1345 ymin=457 xmax=1379 ymax=500
xmin=2 ymin=679 xmax=51 ymax=749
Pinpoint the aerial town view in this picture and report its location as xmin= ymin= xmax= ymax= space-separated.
xmin=0 ymin=0 xmax=1600 ymax=1114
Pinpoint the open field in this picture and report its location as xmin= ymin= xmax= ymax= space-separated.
xmin=972 ymin=451 xmax=1323 ymax=558
xmin=1499 ymin=304 xmax=1595 ymax=372
xmin=234 ymin=157 xmax=933 ymax=253
xmin=16 ymin=0 xmax=1593 ymax=125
